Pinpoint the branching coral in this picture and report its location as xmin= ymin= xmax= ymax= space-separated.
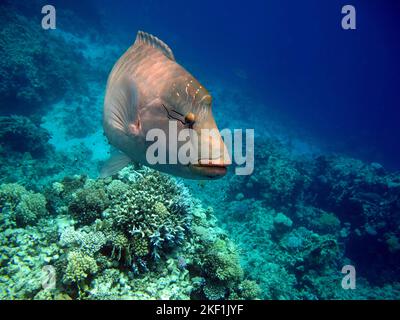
xmin=236 ymin=280 xmax=262 ymax=300
xmin=63 ymin=250 xmax=98 ymax=284
xmin=199 ymin=238 xmax=243 ymax=299
xmin=106 ymin=171 xmax=191 ymax=265
xmin=60 ymin=227 xmax=106 ymax=255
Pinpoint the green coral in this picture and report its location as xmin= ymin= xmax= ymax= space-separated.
xmin=203 ymin=281 xmax=227 ymax=300
xmin=15 ymin=192 xmax=47 ymax=226
xmin=0 ymin=183 xmax=27 ymax=207
xmin=63 ymin=250 xmax=98 ymax=284
xmin=106 ymin=180 xmax=129 ymax=199
xmin=153 ymin=201 xmax=169 ymax=217
xmin=108 ymin=230 xmax=130 ymax=261
xmin=203 ymin=239 xmax=243 ymax=287
xmin=68 ymin=182 xmax=109 ymax=225
xmin=107 ymin=171 xmax=190 ymax=263
xmin=236 ymin=280 xmax=262 ymax=300
xmin=131 ymin=235 xmax=149 ymax=257
xmin=0 ymin=183 xmax=47 ymax=226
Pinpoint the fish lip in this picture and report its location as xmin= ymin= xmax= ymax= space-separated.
xmin=192 ymin=163 xmax=228 ymax=169
xmin=190 ymin=163 xmax=228 ymax=177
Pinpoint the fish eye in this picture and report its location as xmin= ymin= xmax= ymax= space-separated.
xmin=162 ymin=104 xmax=195 ymax=127
xmin=185 ymin=112 xmax=195 ymax=125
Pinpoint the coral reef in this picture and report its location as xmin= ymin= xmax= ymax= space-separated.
xmin=0 ymin=167 xmax=253 ymax=300
xmin=0 ymin=5 xmax=89 ymax=115
xmin=304 ymin=155 xmax=400 ymax=283
xmin=0 ymin=216 xmax=60 ymax=299
xmin=228 ymin=138 xmax=306 ymax=208
xmin=0 ymin=183 xmax=48 ymax=227
xmin=0 ymin=0 xmax=399 ymax=301
xmin=68 ymin=182 xmax=109 ymax=225
xmin=211 ymin=137 xmax=400 ymax=299
xmin=63 ymin=250 xmax=98 ymax=285
xmin=104 ymin=172 xmax=191 ymax=265
xmin=0 ymin=116 xmax=52 ymax=157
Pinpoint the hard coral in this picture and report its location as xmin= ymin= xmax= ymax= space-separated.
xmin=237 ymin=280 xmax=262 ymax=300
xmin=0 ymin=116 xmax=51 ymax=157
xmin=63 ymin=250 xmax=98 ymax=284
xmin=68 ymin=182 xmax=109 ymax=225
xmin=0 ymin=165 xmax=255 ymax=300
xmin=15 ymin=192 xmax=48 ymax=227
xmin=0 ymin=182 xmax=47 ymax=227
xmin=60 ymin=227 xmax=106 ymax=255
xmin=202 ymin=239 xmax=243 ymax=291
xmin=107 ymin=171 xmax=191 ymax=264
xmin=0 ymin=7 xmax=88 ymax=115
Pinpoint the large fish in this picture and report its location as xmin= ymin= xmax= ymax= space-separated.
xmin=102 ymin=31 xmax=231 ymax=179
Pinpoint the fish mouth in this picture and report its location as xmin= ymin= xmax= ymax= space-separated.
xmin=190 ymin=163 xmax=228 ymax=178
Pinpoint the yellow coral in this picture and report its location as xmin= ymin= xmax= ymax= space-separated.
xmin=131 ymin=235 xmax=149 ymax=257
xmin=64 ymin=251 xmax=98 ymax=284
xmin=153 ymin=201 xmax=169 ymax=217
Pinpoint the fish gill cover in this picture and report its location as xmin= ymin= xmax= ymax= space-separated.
xmin=0 ymin=0 xmax=399 ymax=300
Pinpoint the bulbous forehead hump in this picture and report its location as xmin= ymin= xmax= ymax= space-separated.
xmin=166 ymin=75 xmax=212 ymax=107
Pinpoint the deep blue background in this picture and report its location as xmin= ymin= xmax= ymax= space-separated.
xmin=52 ymin=0 xmax=400 ymax=169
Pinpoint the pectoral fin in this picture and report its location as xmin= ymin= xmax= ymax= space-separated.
xmin=100 ymin=152 xmax=132 ymax=178
xmin=104 ymin=77 xmax=140 ymax=137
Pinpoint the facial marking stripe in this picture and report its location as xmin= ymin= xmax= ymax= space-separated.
xmin=199 ymin=94 xmax=211 ymax=104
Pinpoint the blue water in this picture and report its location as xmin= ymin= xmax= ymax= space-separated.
xmin=91 ymin=0 xmax=400 ymax=169
xmin=1 ymin=0 xmax=399 ymax=300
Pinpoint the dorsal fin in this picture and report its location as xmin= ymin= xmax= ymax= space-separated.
xmin=135 ymin=30 xmax=175 ymax=61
